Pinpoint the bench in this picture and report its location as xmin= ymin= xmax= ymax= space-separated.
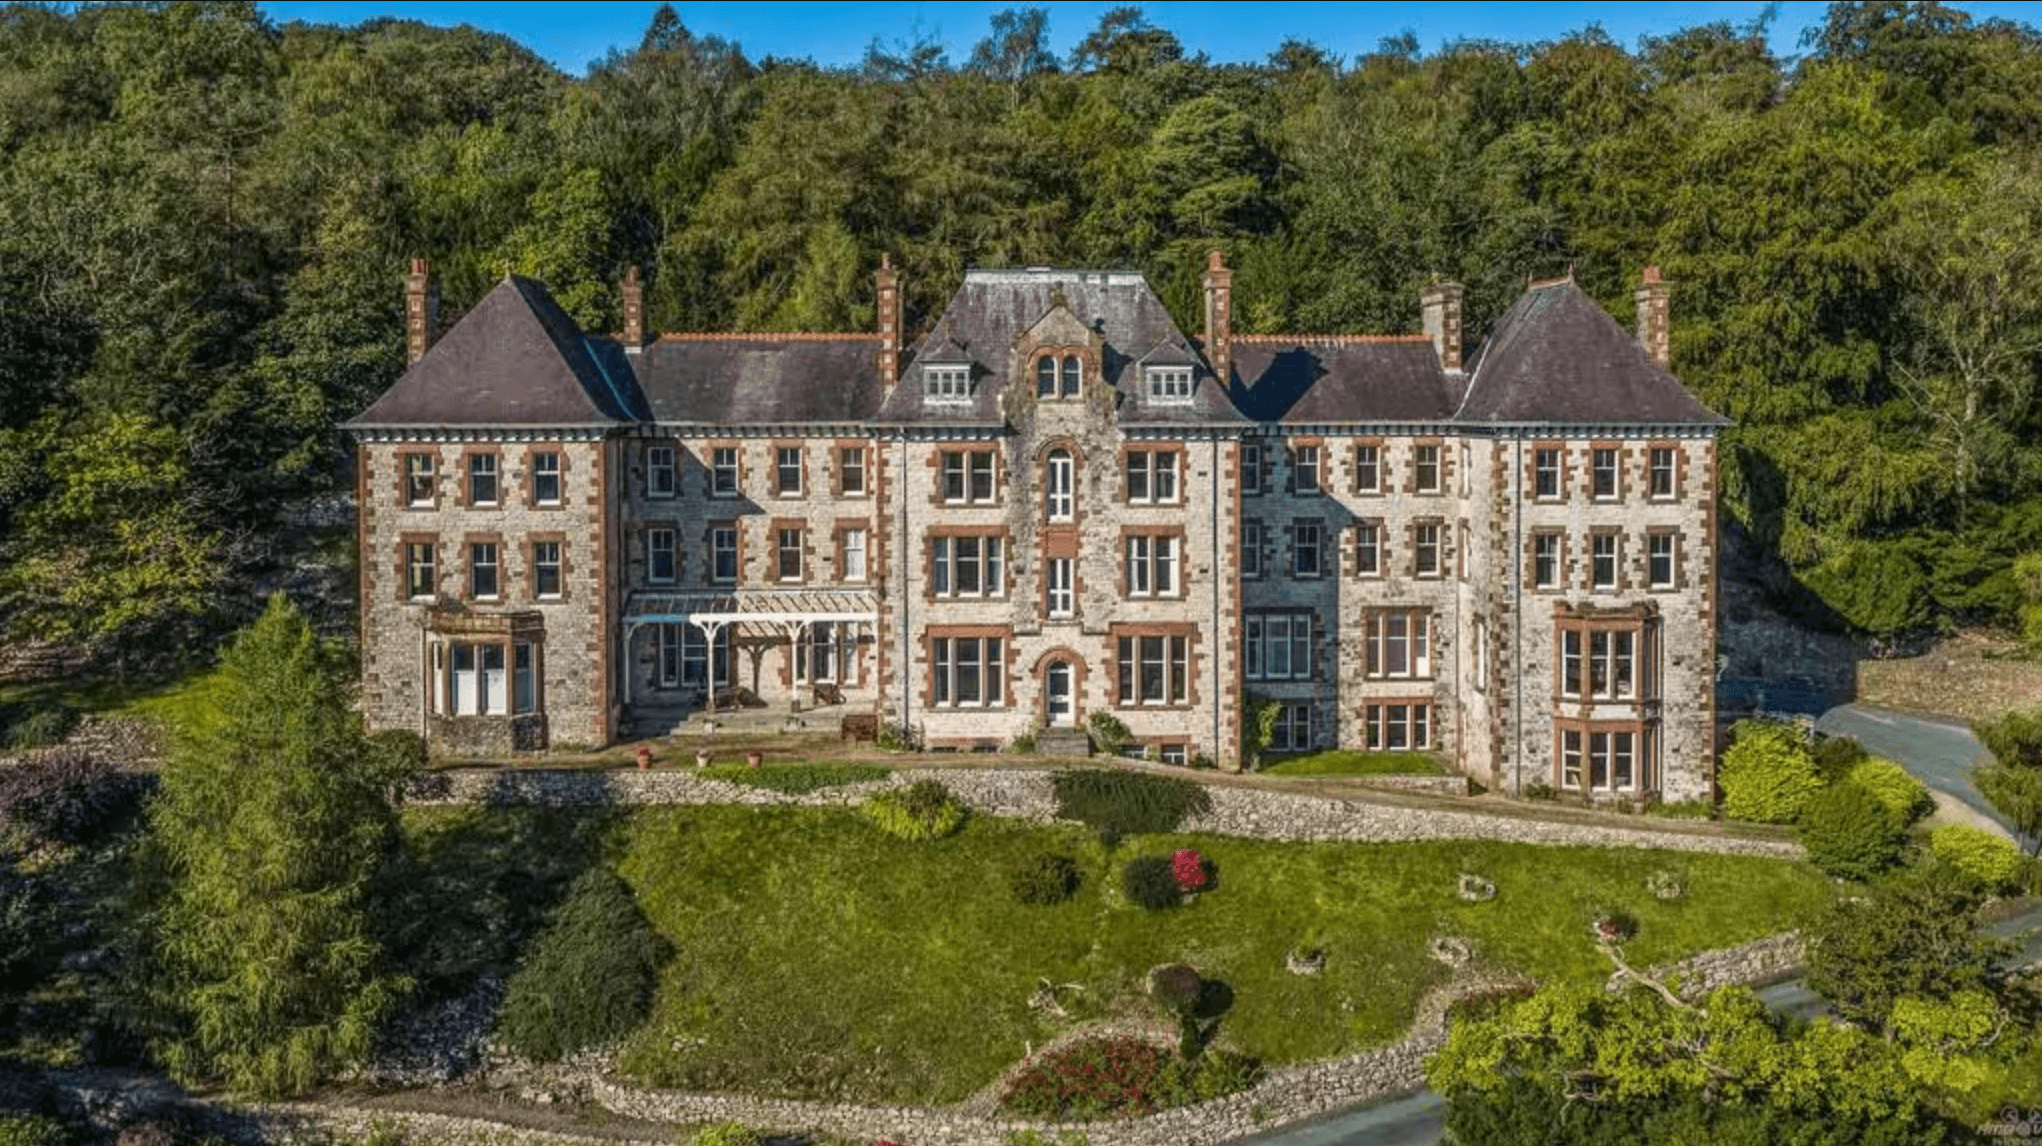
xmin=840 ymin=713 xmax=880 ymax=742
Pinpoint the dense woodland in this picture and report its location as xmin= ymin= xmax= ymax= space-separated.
xmin=6 ymin=0 xmax=2042 ymax=664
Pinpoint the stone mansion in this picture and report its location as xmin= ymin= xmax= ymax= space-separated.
xmin=347 ymin=253 xmax=1724 ymax=801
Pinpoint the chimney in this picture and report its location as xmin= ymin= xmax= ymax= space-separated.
xmin=405 ymin=258 xmax=438 ymax=365
xmin=622 ymin=265 xmax=646 ymax=353
xmin=1420 ymin=281 xmax=1464 ymax=371
xmin=1201 ymin=249 xmax=1233 ymax=385
xmin=1634 ymin=265 xmax=1671 ymax=369
xmin=876 ymin=254 xmax=902 ymax=388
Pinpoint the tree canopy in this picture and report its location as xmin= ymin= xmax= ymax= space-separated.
xmin=10 ymin=1 xmax=2042 ymax=657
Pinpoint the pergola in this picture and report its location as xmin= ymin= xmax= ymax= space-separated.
xmin=619 ymin=588 xmax=880 ymax=706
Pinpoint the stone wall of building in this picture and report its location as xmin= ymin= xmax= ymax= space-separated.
xmin=358 ymin=436 xmax=613 ymax=751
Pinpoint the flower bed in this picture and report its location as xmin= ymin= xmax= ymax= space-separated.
xmin=996 ymin=1035 xmax=1263 ymax=1120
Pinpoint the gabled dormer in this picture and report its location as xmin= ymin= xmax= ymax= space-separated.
xmin=916 ymin=334 xmax=978 ymax=407
xmin=1013 ymin=295 xmax=1104 ymax=403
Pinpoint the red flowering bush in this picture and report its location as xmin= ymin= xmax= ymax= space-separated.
xmin=998 ymin=1036 xmax=1173 ymax=1118
xmin=1172 ymin=848 xmax=1208 ymax=893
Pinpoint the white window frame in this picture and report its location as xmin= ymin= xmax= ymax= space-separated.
xmin=931 ymin=535 xmax=1004 ymax=598
xmin=1414 ymin=523 xmax=1441 ymax=578
xmin=931 ymin=635 xmax=1004 ymax=707
xmin=1591 ymin=533 xmax=1618 ymax=590
xmin=1649 ymin=533 xmax=1675 ymax=589
xmin=469 ymin=542 xmax=499 ymax=600
xmin=1414 ymin=444 xmax=1441 ymax=494
xmin=1272 ymin=704 xmax=1312 ymax=752
xmin=1240 ymin=443 xmax=1262 ymax=496
xmin=513 ymin=641 xmax=537 ymax=715
xmin=777 ymin=526 xmax=803 ymax=582
xmin=532 ymin=451 xmax=562 ymax=505
xmin=405 ymin=454 xmax=436 ymax=506
xmin=842 ymin=528 xmax=867 ymax=583
xmin=647 ymin=528 xmax=677 ymax=584
xmin=1533 ymin=533 xmax=1561 ymax=590
xmin=448 ymin=642 xmax=507 ymax=716
xmin=406 ymin=542 xmax=435 ymax=600
xmin=1125 ymin=534 xmax=1180 ymax=597
xmin=1046 ymin=557 xmax=1074 ymax=619
xmin=1146 ymin=365 xmax=1193 ymax=404
xmin=711 ymin=526 xmax=737 ymax=584
xmin=941 ymin=450 xmax=997 ymax=505
xmin=1125 ymin=450 xmax=1180 ymax=504
xmin=1534 ymin=448 xmax=1561 ymax=500
xmin=1355 ymin=521 xmax=1380 ymax=577
xmin=1245 ymin=611 xmax=1312 ymax=682
xmin=1649 ymin=447 xmax=1676 ymax=500
xmin=1293 ymin=521 xmax=1322 ymax=577
xmin=646 ymin=445 xmax=676 ymax=498
xmin=925 ymin=365 xmax=973 ymax=403
xmin=1115 ymin=634 xmax=1189 ymax=707
xmin=711 ymin=447 xmax=739 ymax=496
xmin=1242 ymin=521 xmax=1262 ymax=578
xmin=532 ymin=540 xmax=562 ymax=599
xmin=1046 ymin=450 xmax=1074 ymax=522
xmin=775 ymin=446 xmax=803 ymax=497
xmin=1365 ymin=611 xmax=1431 ymax=679
xmin=1293 ymin=445 xmax=1321 ymax=494
xmin=1591 ymin=448 xmax=1619 ymax=501
xmin=468 ymin=454 xmax=499 ymax=506
xmin=840 ymin=447 xmax=866 ymax=496
xmin=1354 ymin=444 xmax=1380 ymax=493
xmin=1365 ymin=702 xmax=1431 ymax=750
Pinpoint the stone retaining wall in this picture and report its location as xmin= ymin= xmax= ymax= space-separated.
xmin=1347 ymin=773 xmax=1471 ymax=796
xmin=1613 ymin=930 xmax=1804 ymax=998
xmin=413 ymin=766 xmax=1802 ymax=859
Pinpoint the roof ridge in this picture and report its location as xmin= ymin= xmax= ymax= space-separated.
xmin=1232 ymin=333 xmax=1432 ymax=346
xmin=1526 ymin=275 xmax=1574 ymax=290
xmin=654 ymin=332 xmax=884 ymax=343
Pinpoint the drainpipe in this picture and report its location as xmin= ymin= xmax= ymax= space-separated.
xmin=1512 ymin=433 xmax=1524 ymax=799
xmin=1211 ymin=434 xmax=1221 ymax=758
xmin=898 ymin=434 xmax=911 ymax=732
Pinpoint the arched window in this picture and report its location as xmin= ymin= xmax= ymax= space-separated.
xmin=1045 ymin=449 xmax=1073 ymax=522
xmin=1036 ymin=356 xmax=1057 ymax=398
xmin=1061 ymin=354 xmax=1082 ymax=396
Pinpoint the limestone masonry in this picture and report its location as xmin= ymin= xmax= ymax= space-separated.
xmin=348 ymin=253 xmax=1723 ymax=802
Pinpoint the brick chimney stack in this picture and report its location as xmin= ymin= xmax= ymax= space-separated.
xmin=405 ymin=258 xmax=438 ymax=366
xmin=876 ymin=254 xmax=902 ymax=388
xmin=622 ymin=265 xmax=646 ymax=353
xmin=1635 ymin=265 xmax=1671 ymax=369
xmin=1420 ymin=281 xmax=1464 ymax=372
xmin=1201 ymin=249 xmax=1233 ymax=385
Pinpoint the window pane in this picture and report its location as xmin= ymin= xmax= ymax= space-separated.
xmin=1037 ymin=357 xmax=1057 ymax=397
xmin=1141 ymin=635 xmax=1164 ymax=702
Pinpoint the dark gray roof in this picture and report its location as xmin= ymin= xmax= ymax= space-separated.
xmin=1230 ymin=338 xmax=1459 ymax=423
xmin=874 ymin=269 xmax=1248 ymax=428
xmin=629 ymin=336 xmax=885 ymax=425
xmin=349 ymin=276 xmax=641 ymax=428
xmin=1456 ymin=279 xmax=1725 ymax=425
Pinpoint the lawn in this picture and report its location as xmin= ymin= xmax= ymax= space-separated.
xmin=1258 ymin=750 xmax=1447 ymax=777
xmin=457 ymin=805 xmax=1835 ymax=1107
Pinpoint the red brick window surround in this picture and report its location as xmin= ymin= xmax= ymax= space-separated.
xmin=398 ymin=533 xmax=437 ymax=601
xmin=1588 ymin=529 xmax=1624 ymax=592
xmin=1364 ymin=609 xmax=1431 ymax=680
xmin=1034 ymin=350 xmax=1084 ymax=399
xmin=835 ymin=519 xmax=870 ymax=583
xmin=399 ymin=451 xmax=438 ymax=509
xmin=1554 ymin=610 xmax=1657 ymax=703
xmin=460 ymin=449 xmax=501 ymax=508
xmin=526 ymin=447 xmax=565 ymax=508
xmin=835 ymin=442 xmax=869 ymax=497
xmin=1531 ymin=442 xmax=1567 ymax=502
xmin=1123 ymin=446 xmax=1183 ymax=505
xmin=1410 ymin=519 xmax=1444 ymax=579
xmin=1556 ymin=720 xmax=1652 ymax=795
xmin=1044 ymin=447 xmax=1078 ymax=523
xmin=929 ymin=528 xmax=1007 ymax=599
xmin=1353 ymin=440 xmax=1384 ymax=494
xmin=1353 ymin=519 xmax=1383 ymax=578
xmin=1411 ymin=441 xmax=1443 ymax=494
xmin=1108 ymin=624 xmax=1197 ymax=709
xmin=707 ymin=522 xmax=739 ymax=585
xmin=707 ymin=442 xmax=742 ymax=498
xmin=1590 ymin=443 xmax=1625 ymax=502
xmin=463 ymin=533 xmax=504 ymax=601
xmin=528 ymin=534 xmax=567 ymax=601
xmin=772 ymin=443 xmax=805 ymax=498
xmin=1289 ymin=439 xmax=1325 ymax=495
xmin=1646 ymin=529 xmax=1682 ymax=591
xmin=772 ymin=519 xmax=806 ymax=583
xmin=925 ymin=626 xmax=1012 ymax=708
xmin=1647 ymin=443 xmax=1681 ymax=501
xmin=1240 ymin=442 xmax=1264 ymax=497
xmin=936 ymin=448 xmax=999 ymax=506
xmin=1364 ymin=700 xmax=1433 ymax=751
xmin=1122 ymin=527 xmax=1185 ymax=598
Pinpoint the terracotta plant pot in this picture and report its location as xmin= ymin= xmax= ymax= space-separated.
xmin=746 ymin=750 xmax=764 ymax=767
xmin=695 ymin=749 xmax=712 ymax=767
xmin=635 ymin=747 xmax=652 ymax=771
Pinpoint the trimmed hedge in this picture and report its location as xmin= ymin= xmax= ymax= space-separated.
xmin=1797 ymin=781 xmax=1904 ymax=881
xmin=496 ymin=868 xmax=668 ymax=1062
xmin=1928 ymin=824 xmax=2023 ymax=889
xmin=860 ymin=780 xmax=967 ymax=841
xmin=1719 ymin=720 xmax=1824 ymax=824
xmin=1846 ymin=758 xmax=1931 ymax=827
xmin=1051 ymin=768 xmax=1212 ymax=839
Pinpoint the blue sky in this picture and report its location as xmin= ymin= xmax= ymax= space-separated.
xmin=258 ymin=1 xmax=2042 ymax=75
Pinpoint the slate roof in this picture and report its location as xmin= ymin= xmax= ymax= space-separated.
xmin=349 ymin=276 xmax=642 ymax=428
xmin=872 ymin=269 xmax=1249 ymax=428
xmin=628 ymin=335 xmax=885 ymax=426
xmin=1455 ymin=279 xmax=1725 ymax=425
xmin=1229 ymin=337 xmax=1461 ymax=424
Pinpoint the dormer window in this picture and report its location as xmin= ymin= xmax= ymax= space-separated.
xmin=925 ymin=365 xmax=973 ymax=403
xmin=1037 ymin=353 xmax=1082 ymax=399
xmin=1147 ymin=366 xmax=1193 ymax=404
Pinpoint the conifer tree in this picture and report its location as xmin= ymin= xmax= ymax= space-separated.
xmin=144 ymin=593 xmax=413 ymax=1096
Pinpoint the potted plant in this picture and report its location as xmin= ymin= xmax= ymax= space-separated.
xmin=746 ymin=748 xmax=764 ymax=767
xmin=636 ymin=746 xmax=653 ymax=770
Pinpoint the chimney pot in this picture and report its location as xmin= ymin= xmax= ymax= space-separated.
xmin=405 ymin=258 xmax=438 ymax=366
xmin=1202 ymin=249 xmax=1234 ymax=385
xmin=1420 ymin=281 xmax=1464 ymax=372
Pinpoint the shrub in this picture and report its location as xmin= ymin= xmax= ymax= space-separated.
xmin=1718 ymin=720 xmax=1824 ymax=823
xmin=860 ymin=780 xmax=966 ymax=841
xmin=1086 ymin=712 xmax=1133 ymax=756
xmin=1590 ymin=910 xmax=1637 ymax=944
xmin=1644 ymin=870 xmax=1685 ymax=901
xmin=1122 ymin=855 xmax=1183 ymax=910
xmin=1797 ymin=781 xmax=1905 ymax=881
xmin=1644 ymin=799 xmax=1714 ymax=820
xmin=1928 ymin=824 xmax=2023 ymax=889
xmin=998 ymin=1036 xmax=1174 ymax=1119
xmin=1008 ymin=851 xmax=1081 ymax=906
xmin=1146 ymin=963 xmax=1201 ymax=1015
xmin=1155 ymin=1047 xmax=1261 ymax=1104
xmin=1846 ymin=758 xmax=1931 ymax=827
xmin=1012 ymin=732 xmax=1037 ymax=754
xmin=1455 ymin=873 xmax=1496 ymax=902
xmin=699 ymin=763 xmax=890 ymax=794
xmin=1005 ymin=1132 xmax=1090 ymax=1146
xmin=1812 ymin=734 xmax=1869 ymax=783
xmin=1050 ymin=769 xmax=1211 ymax=838
xmin=0 ymin=1116 xmax=68 ymax=1146
xmin=1171 ymin=849 xmax=1208 ymax=893
xmin=683 ymin=1123 xmax=762 ymax=1146
xmin=1523 ymin=782 xmax=1556 ymax=801
xmin=4 ymin=705 xmax=77 ymax=752
xmin=0 ymin=749 xmax=144 ymax=847
xmin=497 ymin=868 xmax=668 ymax=1062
